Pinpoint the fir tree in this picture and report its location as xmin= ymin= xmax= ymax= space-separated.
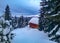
xmin=4 ymin=5 xmax=11 ymax=20
xmin=39 ymin=0 xmax=60 ymax=43
xmin=39 ymin=0 xmax=50 ymax=31
xmin=18 ymin=16 xmax=24 ymax=28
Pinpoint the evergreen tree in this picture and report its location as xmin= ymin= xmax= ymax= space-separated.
xmin=4 ymin=5 xmax=11 ymax=20
xmin=0 ymin=17 xmax=14 ymax=43
xmin=12 ymin=16 xmax=18 ymax=29
xmin=25 ymin=17 xmax=28 ymax=25
xmin=39 ymin=0 xmax=50 ymax=31
xmin=39 ymin=0 xmax=60 ymax=43
xmin=18 ymin=16 xmax=24 ymax=28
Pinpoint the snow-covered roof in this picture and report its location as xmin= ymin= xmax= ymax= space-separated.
xmin=29 ymin=17 xmax=39 ymax=24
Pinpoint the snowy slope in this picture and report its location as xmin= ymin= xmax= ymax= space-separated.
xmin=11 ymin=26 xmax=56 ymax=43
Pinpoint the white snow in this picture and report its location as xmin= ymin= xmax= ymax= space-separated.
xmin=51 ymin=14 xmax=59 ymax=16
xmin=56 ymin=28 xmax=60 ymax=35
xmin=49 ymin=25 xmax=58 ymax=35
xmin=43 ymin=5 xmax=48 ymax=7
xmin=11 ymin=26 xmax=56 ymax=43
xmin=3 ymin=27 xmax=10 ymax=35
xmin=48 ymin=11 xmax=51 ymax=13
xmin=29 ymin=17 xmax=39 ymax=24
xmin=5 ymin=20 xmax=10 ymax=25
xmin=49 ymin=35 xmax=55 ymax=40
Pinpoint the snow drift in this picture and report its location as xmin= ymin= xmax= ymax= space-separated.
xmin=11 ymin=26 xmax=56 ymax=43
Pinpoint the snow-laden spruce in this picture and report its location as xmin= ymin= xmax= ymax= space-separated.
xmin=11 ymin=26 xmax=56 ymax=43
xmin=0 ymin=17 xmax=14 ymax=43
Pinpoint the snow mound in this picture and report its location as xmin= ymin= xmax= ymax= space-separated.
xmin=11 ymin=26 xmax=56 ymax=43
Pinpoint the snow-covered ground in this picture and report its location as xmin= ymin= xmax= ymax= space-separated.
xmin=11 ymin=26 xmax=56 ymax=43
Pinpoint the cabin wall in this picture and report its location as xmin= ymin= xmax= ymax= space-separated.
xmin=29 ymin=23 xmax=39 ymax=29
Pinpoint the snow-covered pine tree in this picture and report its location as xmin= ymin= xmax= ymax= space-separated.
xmin=48 ymin=14 xmax=60 ymax=42
xmin=43 ymin=0 xmax=60 ymax=42
xmin=39 ymin=0 xmax=51 ymax=31
xmin=25 ymin=17 xmax=28 ymax=26
xmin=0 ymin=5 xmax=14 ymax=43
xmin=12 ymin=16 xmax=18 ymax=29
xmin=0 ymin=17 xmax=14 ymax=43
xmin=39 ymin=0 xmax=60 ymax=42
xmin=18 ymin=15 xmax=24 ymax=28
xmin=4 ymin=5 xmax=11 ymax=20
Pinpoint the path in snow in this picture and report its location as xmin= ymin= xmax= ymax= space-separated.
xmin=11 ymin=26 xmax=56 ymax=43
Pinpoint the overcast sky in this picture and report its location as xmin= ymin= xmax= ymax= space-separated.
xmin=0 ymin=0 xmax=40 ymax=15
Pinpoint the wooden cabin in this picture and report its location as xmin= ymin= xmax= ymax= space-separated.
xmin=29 ymin=17 xmax=39 ymax=29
